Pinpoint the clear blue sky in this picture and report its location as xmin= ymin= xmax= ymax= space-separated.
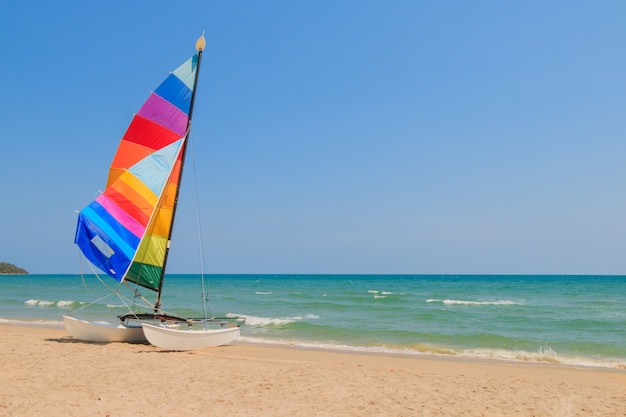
xmin=2 ymin=1 xmax=626 ymax=274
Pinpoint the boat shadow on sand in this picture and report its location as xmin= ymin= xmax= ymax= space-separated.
xmin=45 ymin=336 xmax=149 ymax=346
xmin=45 ymin=337 xmax=237 ymax=353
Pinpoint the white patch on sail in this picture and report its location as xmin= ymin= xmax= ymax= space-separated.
xmin=91 ymin=234 xmax=114 ymax=258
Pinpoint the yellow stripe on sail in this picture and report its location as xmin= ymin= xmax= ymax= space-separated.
xmin=150 ymin=206 xmax=174 ymax=238
xmin=134 ymin=233 xmax=168 ymax=267
xmin=117 ymin=171 xmax=158 ymax=207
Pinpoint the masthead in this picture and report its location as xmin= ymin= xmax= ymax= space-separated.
xmin=196 ymin=32 xmax=206 ymax=52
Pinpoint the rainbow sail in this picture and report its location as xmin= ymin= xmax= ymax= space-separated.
xmin=75 ymin=54 xmax=200 ymax=292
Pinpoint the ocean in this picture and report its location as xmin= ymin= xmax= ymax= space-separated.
xmin=1 ymin=274 xmax=624 ymax=369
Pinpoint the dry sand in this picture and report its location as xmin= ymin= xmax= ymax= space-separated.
xmin=1 ymin=324 xmax=624 ymax=416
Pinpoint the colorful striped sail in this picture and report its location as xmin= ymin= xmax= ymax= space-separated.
xmin=75 ymin=54 xmax=200 ymax=292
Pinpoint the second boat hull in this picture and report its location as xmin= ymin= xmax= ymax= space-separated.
xmin=63 ymin=315 xmax=147 ymax=343
xmin=142 ymin=322 xmax=240 ymax=351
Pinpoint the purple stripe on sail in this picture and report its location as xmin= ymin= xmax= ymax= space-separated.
xmin=95 ymin=194 xmax=145 ymax=239
xmin=137 ymin=93 xmax=189 ymax=137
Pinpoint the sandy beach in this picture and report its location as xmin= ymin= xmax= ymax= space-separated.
xmin=0 ymin=324 xmax=624 ymax=416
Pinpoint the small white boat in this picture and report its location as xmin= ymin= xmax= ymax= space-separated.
xmin=142 ymin=322 xmax=240 ymax=351
xmin=63 ymin=315 xmax=146 ymax=343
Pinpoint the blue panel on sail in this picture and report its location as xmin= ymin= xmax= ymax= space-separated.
xmin=75 ymin=213 xmax=131 ymax=280
xmin=83 ymin=203 xmax=140 ymax=258
xmin=154 ymin=74 xmax=192 ymax=115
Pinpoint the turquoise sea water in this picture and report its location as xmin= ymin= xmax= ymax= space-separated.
xmin=1 ymin=274 xmax=624 ymax=369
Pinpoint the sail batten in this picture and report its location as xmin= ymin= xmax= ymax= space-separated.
xmin=75 ymin=53 xmax=199 ymax=291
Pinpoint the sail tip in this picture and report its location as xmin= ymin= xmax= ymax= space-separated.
xmin=196 ymin=31 xmax=206 ymax=52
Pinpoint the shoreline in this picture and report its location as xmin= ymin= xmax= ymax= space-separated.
xmin=3 ymin=318 xmax=626 ymax=371
xmin=1 ymin=323 xmax=625 ymax=416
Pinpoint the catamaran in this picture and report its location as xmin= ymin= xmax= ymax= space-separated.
xmin=64 ymin=34 xmax=243 ymax=350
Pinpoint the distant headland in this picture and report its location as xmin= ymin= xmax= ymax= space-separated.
xmin=0 ymin=262 xmax=28 ymax=274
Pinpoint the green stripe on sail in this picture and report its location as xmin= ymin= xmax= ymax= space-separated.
xmin=125 ymin=262 xmax=163 ymax=291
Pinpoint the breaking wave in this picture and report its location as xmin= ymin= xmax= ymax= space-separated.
xmin=227 ymin=313 xmax=319 ymax=327
xmin=235 ymin=337 xmax=626 ymax=369
xmin=24 ymin=299 xmax=86 ymax=309
xmin=426 ymin=299 xmax=523 ymax=306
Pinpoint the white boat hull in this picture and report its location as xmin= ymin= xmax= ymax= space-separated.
xmin=63 ymin=315 xmax=147 ymax=344
xmin=142 ymin=322 xmax=240 ymax=351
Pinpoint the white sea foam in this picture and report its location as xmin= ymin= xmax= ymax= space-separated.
xmin=0 ymin=318 xmax=64 ymax=328
xmin=369 ymin=290 xmax=403 ymax=297
xmin=293 ymin=314 xmax=319 ymax=320
xmin=236 ymin=336 xmax=626 ymax=369
xmin=426 ymin=299 xmax=522 ymax=306
xmin=56 ymin=301 xmax=75 ymax=308
xmin=240 ymin=315 xmax=294 ymax=326
xmin=25 ymin=299 xmax=85 ymax=308
xmin=228 ymin=313 xmax=318 ymax=327
xmin=24 ymin=299 xmax=56 ymax=307
xmin=255 ymin=292 xmax=273 ymax=295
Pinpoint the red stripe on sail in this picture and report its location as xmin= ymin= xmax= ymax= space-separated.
xmin=122 ymin=115 xmax=181 ymax=151
xmin=104 ymin=186 xmax=151 ymax=227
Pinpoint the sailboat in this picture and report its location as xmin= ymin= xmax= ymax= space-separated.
xmin=64 ymin=35 xmax=242 ymax=350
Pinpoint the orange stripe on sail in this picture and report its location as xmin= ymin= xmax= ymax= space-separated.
xmin=105 ymin=171 xmax=158 ymax=225
xmin=108 ymin=141 xmax=153 ymax=185
xmin=116 ymin=171 xmax=158 ymax=206
xmin=105 ymin=186 xmax=151 ymax=227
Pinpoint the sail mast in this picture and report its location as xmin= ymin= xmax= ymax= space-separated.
xmin=154 ymin=34 xmax=206 ymax=312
